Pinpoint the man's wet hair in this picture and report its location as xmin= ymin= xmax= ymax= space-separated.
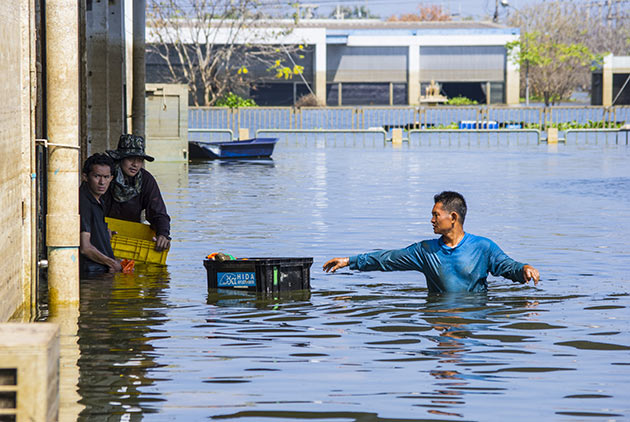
xmin=434 ymin=191 xmax=467 ymax=223
xmin=82 ymin=153 xmax=114 ymax=176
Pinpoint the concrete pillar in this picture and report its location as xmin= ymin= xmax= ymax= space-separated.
xmin=389 ymin=82 xmax=394 ymax=106
xmin=505 ymin=45 xmax=520 ymax=105
xmin=108 ymin=0 xmax=126 ymax=145
xmin=22 ymin=0 xmax=38 ymax=319
xmin=314 ymin=40 xmax=327 ymax=106
xmin=602 ymin=54 xmax=613 ymax=107
xmin=408 ymin=45 xmax=420 ymax=106
xmin=124 ymin=0 xmax=134 ymax=133
xmin=46 ymin=0 xmax=80 ymax=304
xmin=486 ymin=81 xmax=491 ymax=105
xmin=86 ymin=0 xmax=109 ymax=154
xmin=132 ymin=0 xmax=146 ymax=137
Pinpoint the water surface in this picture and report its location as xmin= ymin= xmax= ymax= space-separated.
xmin=61 ymin=143 xmax=630 ymax=421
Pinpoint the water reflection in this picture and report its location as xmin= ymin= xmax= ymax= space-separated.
xmin=77 ymin=267 xmax=170 ymax=420
xmin=48 ymin=302 xmax=83 ymax=421
xmin=207 ymin=289 xmax=312 ymax=309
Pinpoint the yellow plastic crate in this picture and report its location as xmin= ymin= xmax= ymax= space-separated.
xmin=105 ymin=217 xmax=168 ymax=265
xmin=109 ymin=235 xmax=168 ymax=265
xmin=105 ymin=217 xmax=155 ymax=241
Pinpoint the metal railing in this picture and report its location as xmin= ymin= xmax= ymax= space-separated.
xmin=255 ymin=128 xmax=388 ymax=147
xmin=407 ymin=129 xmax=542 ymax=146
xmin=189 ymin=105 xmax=630 ymax=133
xmin=564 ymin=128 xmax=630 ymax=145
xmin=188 ymin=128 xmax=234 ymax=142
xmin=187 ymin=126 xmax=630 ymax=147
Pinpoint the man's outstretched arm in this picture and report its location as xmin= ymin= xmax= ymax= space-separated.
xmin=324 ymin=244 xmax=424 ymax=274
xmin=323 ymin=257 xmax=349 ymax=273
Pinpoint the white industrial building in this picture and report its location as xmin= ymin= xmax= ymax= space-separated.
xmin=147 ymin=19 xmax=520 ymax=106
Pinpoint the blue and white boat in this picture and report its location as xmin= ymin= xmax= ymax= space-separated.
xmin=189 ymin=138 xmax=278 ymax=160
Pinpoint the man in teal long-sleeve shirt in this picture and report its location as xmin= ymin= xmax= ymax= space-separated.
xmin=323 ymin=191 xmax=540 ymax=293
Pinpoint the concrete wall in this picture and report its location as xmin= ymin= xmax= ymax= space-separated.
xmin=0 ymin=1 xmax=36 ymax=321
xmin=145 ymin=84 xmax=189 ymax=162
xmin=86 ymin=0 xmax=127 ymax=154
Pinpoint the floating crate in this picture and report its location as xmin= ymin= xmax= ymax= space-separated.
xmin=0 ymin=323 xmax=59 ymax=422
xmin=204 ymin=257 xmax=313 ymax=293
xmin=105 ymin=217 xmax=168 ymax=265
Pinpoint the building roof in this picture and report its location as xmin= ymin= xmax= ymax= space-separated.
xmin=295 ymin=18 xmax=512 ymax=31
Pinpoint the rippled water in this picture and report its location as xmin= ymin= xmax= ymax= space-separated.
xmin=55 ymin=142 xmax=630 ymax=421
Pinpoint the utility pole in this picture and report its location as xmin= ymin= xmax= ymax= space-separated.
xmin=606 ymin=0 xmax=613 ymax=26
xmin=335 ymin=4 xmax=343 ymax=19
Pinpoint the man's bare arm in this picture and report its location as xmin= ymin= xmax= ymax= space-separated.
xmin=523 ymin=265 xmax=540 ymax=285
xmin=323 ymin=257 xmax=349 ymax=273
xmin=80 ymin=232 xmax=122 ymax=272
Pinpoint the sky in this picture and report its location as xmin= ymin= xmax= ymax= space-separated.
xmin=299 ymin=0 xmax=542 ymax=20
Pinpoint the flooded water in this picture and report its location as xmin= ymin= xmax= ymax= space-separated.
xmin=54 ymin=142 xmax=630 ymax=421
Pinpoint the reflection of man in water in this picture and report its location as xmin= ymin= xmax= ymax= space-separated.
xmin=79 ymin=153 xmax=122 ymax=273
xmin=323 ymin=191 xmax=540 ymax=292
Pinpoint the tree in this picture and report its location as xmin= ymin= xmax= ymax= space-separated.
xmin=505 ymin=1 xmax=628 ymax=104
xmin=387 ymin=5 xmax=451 ymax=22
xmin=507 ymin=33 xmax=599 ymax=105
xmin=147 ymin=0 xmax=305 ymax=106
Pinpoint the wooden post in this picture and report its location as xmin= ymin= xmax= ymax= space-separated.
xmin=238 ymin=128 xmax=250 ymax=140
xmin=547 ymin=127 xmax=558 ymax=144
xmin=392 ymin=128 xmax=403 ymax=146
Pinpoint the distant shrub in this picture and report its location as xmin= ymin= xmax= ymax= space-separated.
xmin=215 ymin=92 xmax=257 ymax=108
xmin=446 ymin=96 xmax=478 ymax=106
xmin=295 ymin=93 xmax=323 ymax=107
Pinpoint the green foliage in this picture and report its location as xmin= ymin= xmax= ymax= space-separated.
xmin=506 ymin=32 xmax=601 ymax=105
xmin=445 ymin=96 xmax=478 ymax=106
xmin=428 ymin=122 xmax=460 ymax=130
xmin=547 ymin=120 xmax=624 ymax=130
xmin=215 ymin=92 xmax=257 ymax=108
xmin=506 ymin=32 xmax=603 ymax=70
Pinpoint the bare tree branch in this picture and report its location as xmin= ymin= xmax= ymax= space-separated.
xmin=147 ymin=0 xmax=302 ymax=106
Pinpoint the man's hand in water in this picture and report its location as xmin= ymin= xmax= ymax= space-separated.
xmin=323 ymin=257 xmax=350 ymax=273
xmin=154 ymin=235 xmax=171 ymax=251
xmin=523 ymin=265 xmax=540 ymax=285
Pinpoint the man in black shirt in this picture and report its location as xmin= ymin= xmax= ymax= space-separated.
xmin=79 ymin=153 xmax=122 ymax=273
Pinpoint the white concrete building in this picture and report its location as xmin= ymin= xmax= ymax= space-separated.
xmin=592 ymin=54 xmax=630 ymax=106
xmin=146 ymin=20 xmax=520 ymax=106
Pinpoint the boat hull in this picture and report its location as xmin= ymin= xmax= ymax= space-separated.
xmin=189 ymin=138 xmax=278 ymax=160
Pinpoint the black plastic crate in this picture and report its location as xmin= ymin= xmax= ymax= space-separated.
xmin=204 ymin=257 xmax=313 ymax=293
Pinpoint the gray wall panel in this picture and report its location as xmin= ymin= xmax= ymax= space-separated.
xmin=327 ymin=46 xmax=408 ymax=82
xmin=420 ymin=46 xmax=505 ymax=82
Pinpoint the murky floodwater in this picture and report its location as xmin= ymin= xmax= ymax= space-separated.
xmin=53 ymin=142 xmax=630 ymax=421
